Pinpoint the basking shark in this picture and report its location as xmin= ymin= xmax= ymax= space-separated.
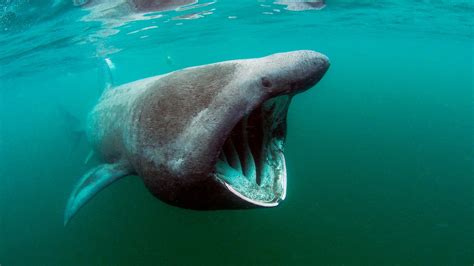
xmin=64 ymin=50 xmax=330 ymax=225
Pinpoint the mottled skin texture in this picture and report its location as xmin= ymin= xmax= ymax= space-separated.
xmin=86 ymin=51 xmax=329 ymax=209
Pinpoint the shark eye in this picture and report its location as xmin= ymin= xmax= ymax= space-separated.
xmin=261 ymin=77 xmax=272 ymax=88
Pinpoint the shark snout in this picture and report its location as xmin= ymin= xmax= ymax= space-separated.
xmin=253 ymin=50 xmax=330 ymax=97
xmin=300 ymin=50 xmax=330 ymax=86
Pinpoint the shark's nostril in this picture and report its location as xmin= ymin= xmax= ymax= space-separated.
xmin=261 ymin=77 xmax=272 ymax=88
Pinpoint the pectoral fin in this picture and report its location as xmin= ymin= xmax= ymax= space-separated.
xmin=64 ymin=163 xmax=131 ymax=226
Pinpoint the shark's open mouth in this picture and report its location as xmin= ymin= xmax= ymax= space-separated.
xmin=214 ymin=95 xmax=291 ymax=206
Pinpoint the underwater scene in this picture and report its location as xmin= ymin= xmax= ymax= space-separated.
xmin=0 ymin=0 xmax=473 ymax=265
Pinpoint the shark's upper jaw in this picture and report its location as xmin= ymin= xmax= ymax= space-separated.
xmin=214 ymin=95 xmax=291 ymax=206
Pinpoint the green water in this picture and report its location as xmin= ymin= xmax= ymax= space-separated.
xmin=0 ymin=1 xmax=473 ymax=265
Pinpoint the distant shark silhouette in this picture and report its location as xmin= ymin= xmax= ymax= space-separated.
xmin=75 ymin=0 xmax=324 ymax=16
xmin=74 ymin=0 xmax=198 ymax=12
xmin=64 ymin=50 xmax=330 ymax=225
xmin=74 ymin=0 xmax=213 ymax=37
xmin=274 ymin=0 xmax=326 ymax=11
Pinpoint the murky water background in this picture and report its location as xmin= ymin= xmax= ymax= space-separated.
xmin=1 ymin=1 xmax=473 ymax=265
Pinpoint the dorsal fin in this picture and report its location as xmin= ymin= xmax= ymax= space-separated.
xmin=103 ymin=57 xmax=115 ymax=92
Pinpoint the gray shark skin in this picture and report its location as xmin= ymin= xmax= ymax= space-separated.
xmin=64 ymin=50 xmax=330 ymax=225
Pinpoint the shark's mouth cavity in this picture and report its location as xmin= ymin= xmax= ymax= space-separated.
xmin=215 ymin=95 xmax=291 ymax=206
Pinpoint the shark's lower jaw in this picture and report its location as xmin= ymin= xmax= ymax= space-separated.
xmin=214 ymin=95 xmax=291 ymax=207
